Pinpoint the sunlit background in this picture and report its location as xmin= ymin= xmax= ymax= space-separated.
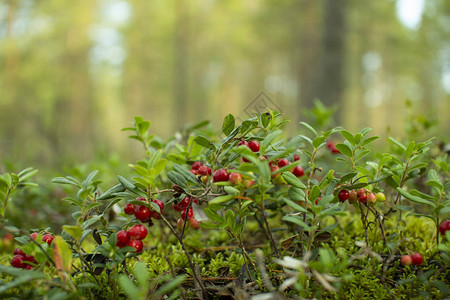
xmin=1 ymin=0 xmax=449 ymax=170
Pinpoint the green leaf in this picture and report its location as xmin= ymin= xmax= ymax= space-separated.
xmin=203 ymin=208 xmax=224 ymax=222
xmin=340 ymin=171 xmax=358 ymax=183
xmin=224 ymin=186 xmax=240 ymax=196
xmin=156 ymin=275 xmax=187 ymax=296
xmin=118 ymin=275 xmax=140 ymax=299
xmin=396 ymin=187 xmax=435 ymax=207
xmin=209 ymin=195 xmax=234 ymax=205
xmin=117 ymin=176 xmax=136 ymax=190
xmin=173 ymin=164 xmax=199 ymax=184
xmin=51 ymin=177 xmax=81 ymax=188
xmin=335 ymin=144 xmax=352 ymax=157
xmin=289 ymin=187 xmax=305 ymax=202
xmin=52 ymin=236 xmax=73 ymax=272
xmin=340 ymin=130 xmax=355 ymax=146
xmin=282 ymin=216 xmax=316 ymax=231
xmin=406 ymin=212 xmax=436 ymax=222
xmin=282 ymin=172 xmax=306 ymax=189
xmin=299 ymin=122 xmax=318 ymax=136
xmin=193 ymin=136 xmax=216 ymax=151
xmin=62 ymin=225 xmax=83 ymax=240
xmin=313 ymin=136 xmax=326 ymax=149
xmin=222 ymin=114 xmax=235 ymax=136
xmin=261 ymin=130 xmax=282 ymax=149
xmin=405 ymin=141 xmax=415 ymax=157
xmin=361 ymin=136 xmax=379 ymax=146
xmin=82 ymin=215 xmax=102 ymax=230
xmin=167 ymin=171 xmax=188 ymax=188
xmin=283 ymin=199 xmax=308 ymax=213
xmin=388 ymin=137 xmax=406 ymax=152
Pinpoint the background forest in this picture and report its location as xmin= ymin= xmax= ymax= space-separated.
xmin=1 ymin=0 xmax=449 ymax=170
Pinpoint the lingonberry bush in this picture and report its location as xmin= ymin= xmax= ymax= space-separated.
xmin=0 ymin=111 xmax=449 ymax=299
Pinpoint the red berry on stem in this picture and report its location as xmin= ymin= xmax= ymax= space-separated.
xmin=180 ymin=196 xmax=190 ymax=208
xmin=439 ymin=219 xmax=450 ymax=235
xmin=136 ymin=197 xmax=146 ymax=201
xmin=293 ymin=154 xmax=300 ymax=161
xmin=348 ymin=190 xmax=358 ymax=204
xmin=190 ymin=169 xmax=198 ymax=175
xmin=338 ymin=189 xmax=350 ymax=202
xmin=173 ymin=203 xmax=183 ymax=212
xmin=357 ymin=188 xmax=367 ymax=203
xmin=278 ymin=159 xmax=290 ymax=168
xmin=30 ymin=233 xmax=38 ymax=240
xmin=127 ymin=239 xmax=143 ymax=253
xmin=42 ymin=234 xmax=54 ymax=245
xmin=124 ymin=203 xmax=135 ymax=215
xmin=134 ymin=205 xmax=151 ymax=222
xmin=152 ymin=199 xmax=164 ymax=212
xmin=116 ymin=230 xmax=129 ymax=247
xmin=292 ymin=166 xmax=304 ymax=177
xmin=192 ymin=161 xmax=203 ymax=170
xmin=270 ymin=165 xmax=280 ymax=178
xmin=401 ymin=255 xmax=412 ymax=266
xmin=128 ymin=224 xmax=147 ymax=240
xmin=181 ymin=207 xmax=194 ymax=220
xmin=213 ymin=169 xmax=229 ymax=182
xmin=248 ymin=140 xmax=260 ymax=152
xmin=14 ymin=248 xmax=25 ymax=256
xmin=367 ymin=192 xmax=376 ymax=206
xmin=11 ymin=255 xmax=25 ymax=268
xmin=198 ymin=165 xmax=212 ymax=176
xmin=411 ymin=252 xmax=423 ymax=266
xmin=229 ymin=172 xmax=243 ymax=185
xmin=237 ymin=140 xmax=249 ymax=147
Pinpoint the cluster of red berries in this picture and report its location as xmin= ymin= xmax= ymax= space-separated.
xmin=401 ymin=252 xmax=423 ymax=266
xmin=11 ymin=233 xmax=54 ymax=269
xmin=173 ymin=196 xmax=200 ymax=230
xmin=338 ymin=188 xmax=385 ymax=206
xmin=116 ymin=224 xmax=147 ymax=253
xmin=124 ymin=197 xmax=164 ymax=222
xmin=269 ymin=154 xmax=304 ymax=178
xmin=237 ymin=139 xmax=261 ymax=159
xmin=190 ymin=161 xmax=212 ymax=177
xmin=326 ymin=141 xmax=340 ymax=154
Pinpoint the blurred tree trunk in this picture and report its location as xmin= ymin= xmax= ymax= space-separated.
xmin=309 ymin=0 xmax=347 ymax=110
xmin=174 ymin=0 xmax=190 ymax=130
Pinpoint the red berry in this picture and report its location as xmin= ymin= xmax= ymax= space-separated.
xmin=136 ymin=197 xmax=146 ymax=201
xmin=401 ymin=255 xmax=412 ymax=266
xmin=439 ymin=220 xmax=450 ymax=235
xmin=243 ymin=179 xmax=255 ymax=187
xmin=190 ymin=169 xmax=198 ymax=175
xmin=179 ymin=196 xmax=190 ymax=208
xmin=248 ymin=140 xmax=260 ymax=152
xmin=338 ymin=189 xmax=350 ymax=202
xmin=25 ymin=265 xmax=33 ymax=270
xmin=30 ymin=233 xmax=38 ymax=240
xmin=292 ymin=166 xmax=304 ymax=177
xmin=198 ymin=165 xmax=211 ymax=176
xmin=152 ymin=199 xmax=164 ymax=212
xmin=116 ymin=230 xmax=129 ymax=247
xmin=357 ymin=188 xmax=367 ymax=203
xmin=367 ymin=192 xmax=376 ymax=206
xmin=14 ymin=248 xmax=25 ymax=256
xmin=293 ymin=154 xmax=300 ymax=161
xmin=411 ymin=252 xmax=423 ymax=266
xmin=124 ymin=203 xmax=135 ymax=215
xmin=127 ymin=239 xmax=143 ymax=253
xmin=42 ymin=234 xmax=54 ymax=245
xmin=348 ymin=190 xmax=358 ymax=204
xmin=134 ymin=205 xmax=151 ymax=222
xmin=181 ymin=207 xmax=194 ymax=220
xmin=237 ymin=140 xmax=249 ymax=147
xmin=173 ymin=203 xmax=183 ymax=212
xmin=229 ymin=172 xmax=243 ymax=185
xmin=23 ymin=254 xmax=36 ymax=263
xmin=192 ymin=161 xmax=203 ymax=170
xmin=213 ymin=169 xmax=229 ymax=182
xmin=241 ymin=157 xmax=250 ymax=163
xmin=11 ymin=255 xmax=25 ymax=268
xmin=128 ymin=224 xmax=147 ymax=240
xmin=327 ymin=141 xmax=340 ymax=154
xmin=278 ymin=159 xmax=290 ymax=168
xmin=190 ymin=218 xmax=200 ymax=230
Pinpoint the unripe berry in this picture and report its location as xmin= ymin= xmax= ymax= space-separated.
xmin=270 ymin=165 xmax=280 ymax=178
xmin=190 ymin=218 xmax=200 ymax=230
xmin=376 ymin=192 xmax=386 ymax=202
xmin=401 ymin=255 xmax=412 ymax=266
xmin=348 ymin=190 xmax=358 ymax=204
xmin=30 ymin=233 xmax=39 ymax=240
xmin=367 ymin=192 xmax=376 ymax=206
xmin=229 ymin=172 xmax=243 ymax=185
xmin=177 ymin=218 xmax=184 ymax=231
xmin=124 ymin=203 xmax=135 ymax=215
